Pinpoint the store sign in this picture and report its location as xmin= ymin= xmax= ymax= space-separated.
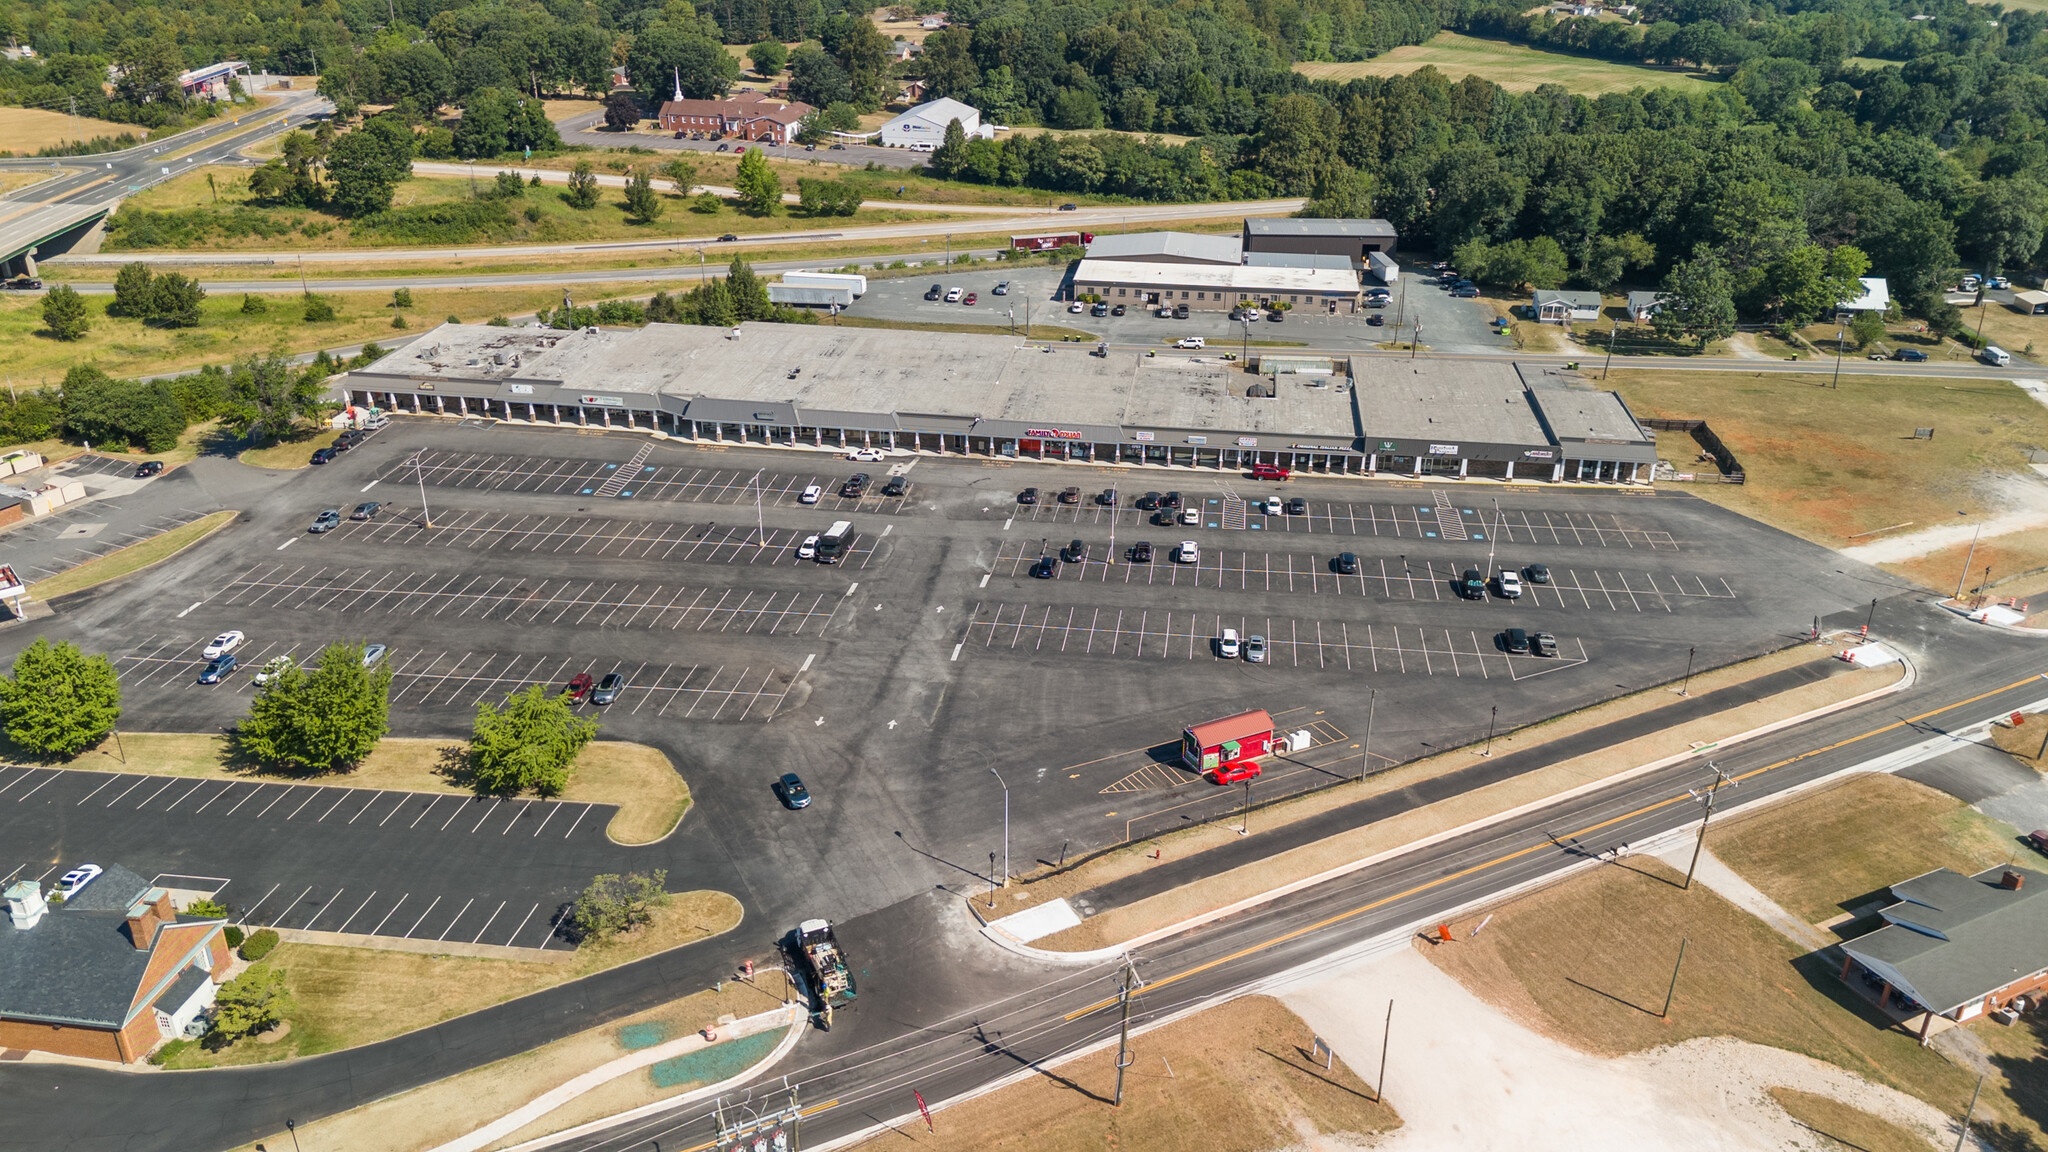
xmin=1186 ymin=435 xmax=1208 ymax=445
xmin=1428 ymin=443 xmax=1460 ymax=456
xmin=580 ymin=394 xmax=625 ymax=407
xmin=1522 ymin=449 xmax=1555 ymax=459
xmin=1025 ymin=427 xmax=1083 ymax=440
xmin=1293 ymin=444 xmax=1345 ymax=451
xmin=1377 ymin=441 xmax=1398 ymax=451
xmin=509 ymin=384 xmax=534 ymax=394
xmin=1237 ymin=438 xmax=1258 ymax=448
xmin=1133 ymin=431 xmax=1155 ymax=442
xmin=415 ymin=382 xmax=437 ymax=390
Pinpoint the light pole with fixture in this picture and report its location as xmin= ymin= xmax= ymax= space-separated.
xmin=989 ymin=767 xmax=1009 ymax=885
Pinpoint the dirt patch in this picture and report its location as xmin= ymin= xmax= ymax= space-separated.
xmin=846 ymin=994 xmax=1398 ymax=1152
xmin=1710 ymin=772 xmax=2027 ymax=925
xmin=1031 ymin=647 xmax=1897 ymax=952
xmin=51 ymin=734 xmax=690 ymax=845
xmin=155 ymin=890 xmax=742 ymax=1069
xmin=1992 ymin=716 xmax=2048 ymax=771
xmin=1606 ymin=369 xmax=2048 ymax=549
xmin=224 ymin=969 xmax=792 ymax=1152
xmin=1768 ymin=1087 xmax=1939 ymax=1152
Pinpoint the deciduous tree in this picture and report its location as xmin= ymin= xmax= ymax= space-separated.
xmin=0 ymin=638 xmax=120 ymax=758
xmin=40 ymin=284 xmax=89 ymax=341
xmin=467 ymin=684 xmax=599 ymax=796
xmin=1654 ymin=245 xmax=1738 ymax=350
xmin=733 ymin=147 xmax=781 ymax=215
xmin=571 ymin=871 xmax=669 ymax=941
xmin=602 ymin=91 xmax=642 ymax=131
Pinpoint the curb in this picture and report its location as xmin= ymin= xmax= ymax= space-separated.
xmin=484 ymin=1003 xmax=806 ymax=1152
xmin=983 ymin=638 xmax=1917 ymax=966
xmin=1937 ymin=599 xmax=2048 ymax=636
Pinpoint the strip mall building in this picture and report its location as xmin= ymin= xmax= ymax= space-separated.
xmin=340 ymin=323 xmax=1659 ymax=484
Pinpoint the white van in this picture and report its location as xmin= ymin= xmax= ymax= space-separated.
xmin=908 ymin=141 xmax=937 ymax=153
xmin=1982 ymin=344 xmax=2013 ymax=367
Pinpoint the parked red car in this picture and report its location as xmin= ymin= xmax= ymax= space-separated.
xmin=565 ymin=673 xmax=594 ymax=702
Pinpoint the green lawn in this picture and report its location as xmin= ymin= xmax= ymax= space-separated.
xmin=104 ymin=165 xmax=976 ymax=252
xmin=1295 ymin=32 xmax=1717 ymax=95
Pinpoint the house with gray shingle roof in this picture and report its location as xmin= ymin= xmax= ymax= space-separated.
xmin=1840 ymin=865 xmax=2048 ymax=1044
xmin=1 ymin=863 xmax=231 ymax=1062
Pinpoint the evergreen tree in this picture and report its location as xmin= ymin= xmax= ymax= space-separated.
xmin=234 ymin=641 xmax=392 ymax=773
xmin=565 ymin=160 xmax=600 ymax=209
xmin=467 ymin=684 xmax=599 ymax=796
xmin=40 ymin=284 xmax=89 ymax=341
xmin=622 ymin=166 xmax=664 ymax=224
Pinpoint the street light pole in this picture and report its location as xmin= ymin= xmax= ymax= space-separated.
xmin=1679 ymin=646 xmax=1696 ymax=697
xmin=414 ymin=449 xmax=432 ymax=528
xmin=1482 ymin=705 xmax=1497 ymax=757
xmin=988 ymin=767 xmax=1009 ymax=885
xmin=1360 ymin=687 xmax=1376 ymax=782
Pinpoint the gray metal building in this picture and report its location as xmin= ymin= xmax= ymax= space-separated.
xmin=339 ymin=323 xmax=1655 ymax=483
xmin=1242 ymin=218 xmax=1400 ymax=265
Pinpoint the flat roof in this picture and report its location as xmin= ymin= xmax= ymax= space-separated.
xmin=1244 ymin=251 xmax=1355 ymax=272
xmin=1084 ymin=232 xmax=1242 ymax=265
xmin=1245 ymin=218 xmax=1397 ymax=239
xmin=362 ymin=323 xmax=1361 ymax=440
xmin=1073 ymin=259 xmax=1359 ymax=295
xmin=1517 ymin=365 xmax=1654 ymax=448
xmin=1354 ymin=360 xmax=1549 ymax=447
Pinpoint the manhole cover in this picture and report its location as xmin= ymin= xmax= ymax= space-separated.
xmin=56 ymin=523 xmax=105 ymax=539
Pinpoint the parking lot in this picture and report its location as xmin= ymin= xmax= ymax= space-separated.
xmin=0 ymin=418 xmax=1906 ymax=949
xmin=837 ymin=262 xmax=1512 ymax=353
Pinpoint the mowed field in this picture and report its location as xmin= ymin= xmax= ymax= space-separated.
xmin=0 ymin=106 xmax=144 ymax=151
xmin=1295 ymin=32 xmax=1717 ymax=95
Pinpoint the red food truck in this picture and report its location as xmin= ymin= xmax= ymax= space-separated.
xmin=1182 ymin=709 xmax=1277 ymax=784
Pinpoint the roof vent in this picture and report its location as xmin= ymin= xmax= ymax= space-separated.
xmin=2004 ymin=871 xmax=2025 ymax=890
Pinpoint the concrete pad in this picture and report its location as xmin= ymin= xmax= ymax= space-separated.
xmin=1899 ymin=741 xmax=2036 ymax=805
xmin=987 ymin=897 xmax=1080 ymax=943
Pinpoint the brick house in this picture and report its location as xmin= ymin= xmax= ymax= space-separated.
xmin=0 ymin=864 xmax=231 ymax=1062
xmin=1840 ymin=865 xmax=2048 ymax=1044
xmin=657 ymin=91 xmax=812 ymax=145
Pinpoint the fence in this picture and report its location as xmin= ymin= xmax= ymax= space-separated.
xmin=1641 ymin=417 xmax=1746 ymax=484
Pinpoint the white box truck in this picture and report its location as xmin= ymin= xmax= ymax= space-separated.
xmin=783 ymin=271 xmax=867 ymax=297
xmin=1368 ymin=251 xmax=1399 ymax=285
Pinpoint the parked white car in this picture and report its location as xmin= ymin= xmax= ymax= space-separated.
xmin=1263 ymin=496 xmax=1283 ymax=515
xmin=1177 ymin=540 xmax=1200 ymax=563
xmin=202 ymin=631 xmax=244 ymax=659
xmin=1245 ymin=634 xmax=1267 ymax=663
xmin=1217 ymin=628 xmax=1241 ymax=659
xmin=55 ymin=864 xmax=101 ymax=899
xmin=1497 ymin=569 xmax=1523 ymax=599
xmin=846 ymin=448 xmax=887 ymax=462
xmin=798 ymin=534 xmax=819 ymax=559
xmin=799 ymin=484 xmax=822 ymax=504
xmin=945 ymin=287 xmax=963 ymax=302
xmin=1180 ymin=507 xmax=1200 ymax=525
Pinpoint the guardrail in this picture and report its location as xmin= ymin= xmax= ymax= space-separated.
xmin=1640 ymin=417 xmax=1746 ymax=483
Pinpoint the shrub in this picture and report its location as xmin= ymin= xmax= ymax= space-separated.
xmin=446 ymin=314 xmax=461 ymax=324
xmin=223 ymin=925 xmax=245 ymax=948
xmin=391 ymin=288 xmax=413 ymax=309
xmin=351 ymin=201 xmax=517 ymax=246
xmin=238 ymin=928 xmax=279 ymax=961
xmin=240 ymin=293 xmax=268 ymax=315
xmin=207 ymin=962 xmax=286 ymax=1047
xmin=186 ymin=898 xmax=227 ymax=917
xmin=302 ymin=295 xmax=337 ymax=322
xmin=570 ymin=871 xmax=668 ymax=941
xmin=392 ymin=314 xmax=408 ymax=329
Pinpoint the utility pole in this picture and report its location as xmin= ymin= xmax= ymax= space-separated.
xmin=1956 ymin=1071 xmax=1986 ymax=1152
xmin=1660 ymin=937 xmax=1688 ymax=1018
xmin=1602 ymin=318 xmax=1619 ymax=380
xmin=1375 ymin=1000 xmax=1392 ymax=1103
xmin=1113 ymin=957 xmax=1142 ymax=1106
xmin=1830 ymin=324 xmax=1846 ymax=389
xmin=989 ymin=767 xmax=1009 ymax=886
xmin=1239 ymin=777 xmax=1252 ymax=834
xmin=1679 ymin=646 xmax=1696 ymax=696
xmin=1955 ymin=518 xmax=1984 ymax=600
xmin=1683 ymin=762 xmax=1735 ymax=889
xmin=1359 ymin=688 xmax=1376 ymax=782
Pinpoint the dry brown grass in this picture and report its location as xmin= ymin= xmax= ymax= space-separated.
xmin=1991 ymin=715 xmax=2048 ymax=772
xmin=540 ymin=97 xmax=606 ymax=123
xmin=1605 ymin=369 xmax=2048 ymax=547
xmin=1028 ymin=646 xmax=1894 ymax=952
xmin=157 ymin=891 xmax=743 ymax=1069
xmin=1768 ymin=1087 xmax=1940 ymax=1152
xmin=56 ymin=734 xmax=690 ymax=845
xmin=224 ymin=970 xmax=795 ymax=1152
xmin=0 ymin=106 xmax=146 ymax=150
xmin=1884 ymin=531 xmax=2048 ymax=604
xmin=0 ymin=169 xmax=57 ymax=195
xmin=1708 ymin=772 xmax=2023 ymax=925
xmin=1426 ymin=860 xmax=1984 ymax=1120
xmin=849 ymin=995 xmax=1399 ymax=1152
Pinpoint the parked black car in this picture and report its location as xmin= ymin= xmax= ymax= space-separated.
xmin=1130 ymin=541 xmax=1153 ymax=563
xmin=133 ymin=461 xmax=164 ymax=478
xmin=1018 ymin=487 xmax=1039 ymax=505
xmin=1501 ymin=628 xmax=1531 ymax=654
xmin=839 ymin=473 xmax=870 ymax=498
xmin=1334 ymin=552 xmax=1359 ymax=575
xmin=1136 ymin=491 xmax=1161 ymax=510
xmin=881 ymin=475 xmax=908 ymax=497
xmin=1030 ymin=556 xmax=1057 ymax=578
xmin=1061 ymin=539 xmax=1086 ymax=563
xmin=777 ymin=772 xmax=813 ymax=809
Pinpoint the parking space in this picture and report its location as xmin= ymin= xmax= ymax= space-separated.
xmin=4 ymin=505 xmax=219 ymax=581
xmin=0 ymin=764 xmax=614 ymax=950
xmin=962 ymin=601 xmax=1588 ymax=679
xmin=988 ymin=541 xmax=1733 ymax=613
xmin=210 ymin=563 xmax=841 ymax=635
xmin=322 ymin=508 xmax=885 ymax=569
xmin=377 ymin=451 xmax=918 ymax=514
xmin=111 ymin=636 xmax=798 ymax=720
xmin=59 ymin=453 xmax=153 ymax=479
xmin=1004 ymin=492 xmax=1679 ymax=549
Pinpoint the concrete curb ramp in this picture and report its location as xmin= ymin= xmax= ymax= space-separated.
xmin=434 ymin=1003 xmax=802 ymax=1152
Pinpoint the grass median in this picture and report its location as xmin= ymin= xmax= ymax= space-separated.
xmin=1025 ymin=642 xmax=1899 ymax=952
xmin=55 ymin=733 xmax=692 ymax=845
xmin=27 ymin=508 xmax=238 ymax=602
xmin=155 ymin=889 xmax=743 ymax=1070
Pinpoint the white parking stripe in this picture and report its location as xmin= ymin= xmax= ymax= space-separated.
xmin=13 ymin=771 xmax=59 ymax=802
xmin=504 ymin=902 xmax=541 ymax=946
xmin=403 ymin=895 xmax=442 ymax=937
xmin=75 ymin=774 xmax=123 ymax=805
xmin=469 ymin=900 xmax=507 ymax=943
xmin=434 ymin=898 xmax=474 ymax=940
xmin=334 ymin=890 xmax=377 ymax=934
xmin=370 ymin=894 xmax=409 ymax=936
xmin=559 ymin=803 xmax=595 ymax=839
xmin=303 ymin=889 xmax=340 ymax=930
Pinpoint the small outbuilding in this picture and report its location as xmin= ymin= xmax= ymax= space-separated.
xmin=2013 ymin=289 xmax=2048 ymax=315
xmin=1836 ymin=276 xmax=1890 ymax=316
xmin=1182 ymin=709 xmax=1276 ymax=780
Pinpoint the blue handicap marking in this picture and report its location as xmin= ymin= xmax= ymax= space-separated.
xmin=604 ymin=463 xmax=617 ymax=469
xmin=1249 ymin=523 xmax=1263 ymax=530
xmin=580 ymin=488 xmax=595 ymax=494
xmin=1463 ymin=508 xmax=1475 ymax=514
xmin=1425 ymin=531 xmax=1438 ymax=538
xmin=1472 ymin=533 xmax=1485 ymax=540
xmin=620 ymin=491 xmax=634 ymax=497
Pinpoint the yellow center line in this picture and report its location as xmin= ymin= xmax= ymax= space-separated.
xmin=1065 ymin=671 xmax=2046 ymax=1021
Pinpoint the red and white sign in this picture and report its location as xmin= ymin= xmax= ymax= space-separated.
xmin=1024 ymin=427 xmax=1083 ymax=440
